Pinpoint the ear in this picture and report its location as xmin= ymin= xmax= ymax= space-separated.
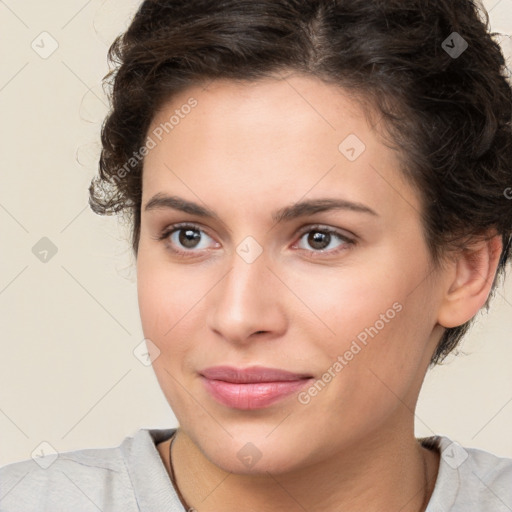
xmin=436 ymin=232 xmax=503 ymax=329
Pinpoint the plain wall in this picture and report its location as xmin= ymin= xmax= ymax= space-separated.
xmin=1 ymin=0 xmax=511 ymax=466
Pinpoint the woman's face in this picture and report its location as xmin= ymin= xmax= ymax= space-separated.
xmin=137 ymin=73 xmax=446 ymax=473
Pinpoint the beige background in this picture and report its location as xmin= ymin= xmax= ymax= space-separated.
xmin=1 ymin=0 xmax=511 ymax=466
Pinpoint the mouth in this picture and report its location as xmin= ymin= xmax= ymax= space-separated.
xmin=200 ymin=365 xmax=314 ymax=410
xmin=200 ymin=365 xmax=313 ymax=383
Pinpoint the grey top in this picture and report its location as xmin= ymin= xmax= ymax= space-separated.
xmin=1 ymin=427 xmax=511 ymax=511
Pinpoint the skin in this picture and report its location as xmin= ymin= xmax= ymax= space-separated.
xmin=136 ymin=72 xmax=502 ymax=512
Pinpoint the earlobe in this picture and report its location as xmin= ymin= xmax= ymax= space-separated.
xmin=436 ymin=233 xmax=503 ymax=329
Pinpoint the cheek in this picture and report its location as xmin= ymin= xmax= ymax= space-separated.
xmin=136 ymin=252 xmax=211 ymax=352
xmin=336 ymin=287 xmax=434 ymax=414
xmin=136 ymin=254 xmax=202 ymax=408
xmin=296 ymin=259 xmax=431 ymax=395
xmin=137 ymin=249 xmax=178 ymax=341
xmin=285 ymin=263 xmax=403 ymax=352
xmin=301 ymin=298 xmax=427 ymax=440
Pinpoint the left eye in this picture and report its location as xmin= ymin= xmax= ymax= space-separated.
xmin=296 ymin=228 xmax=352 ymax=252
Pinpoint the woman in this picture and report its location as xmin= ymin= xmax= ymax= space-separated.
xmin=1 ymin=0 xmax=512 ymax=510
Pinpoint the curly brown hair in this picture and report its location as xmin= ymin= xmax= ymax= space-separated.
xmin=89 ymin=0 xmax=512 ymax=367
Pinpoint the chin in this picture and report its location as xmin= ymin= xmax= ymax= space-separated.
xmin=198 ymin=435 xmax=305 ymax=476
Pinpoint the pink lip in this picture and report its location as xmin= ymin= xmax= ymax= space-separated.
xmin=200 ymin=365 xmax=313 ymax=410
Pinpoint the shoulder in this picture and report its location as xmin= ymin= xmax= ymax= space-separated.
xmin=0 ymin=440 xmax=133 ymax=512
xmin=423 ymin=434 xmax=512 ymax=512
xmin=0 ymin=428 xmax=175 ymax=512
xmin=461 ymin=440 xmax=512 ymax=508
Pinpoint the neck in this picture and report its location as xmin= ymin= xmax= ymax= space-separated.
xmin=159 ymin=424 xmax=440 ymax=512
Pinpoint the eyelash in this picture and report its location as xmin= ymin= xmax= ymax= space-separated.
xmin=155 ymin=222 xmax=356 ymax=259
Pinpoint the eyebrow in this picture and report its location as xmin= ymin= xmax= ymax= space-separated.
xmin=143 ymin=193 xmax=378 ymax=223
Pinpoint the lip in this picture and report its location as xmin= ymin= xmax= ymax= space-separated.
xmin=200 ymin=365 xmax=314 ymax=410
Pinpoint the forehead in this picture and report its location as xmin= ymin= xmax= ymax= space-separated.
xmin=147 ymin=73 xmax=368 ymax=155
xmin=142 ymin=74 xmax=419 ymax=219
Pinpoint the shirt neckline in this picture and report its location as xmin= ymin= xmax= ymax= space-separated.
xmin=121 ymin=427 xmax=183 ymax=511
xmin=419 ymin=435 xmax=460 ymax=510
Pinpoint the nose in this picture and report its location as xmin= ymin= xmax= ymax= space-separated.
xmin=206 ymin=247 xmax=288 ymax=345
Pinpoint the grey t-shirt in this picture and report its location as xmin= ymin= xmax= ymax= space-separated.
xmin=1 ymin=428 xmax=511 ymax=511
